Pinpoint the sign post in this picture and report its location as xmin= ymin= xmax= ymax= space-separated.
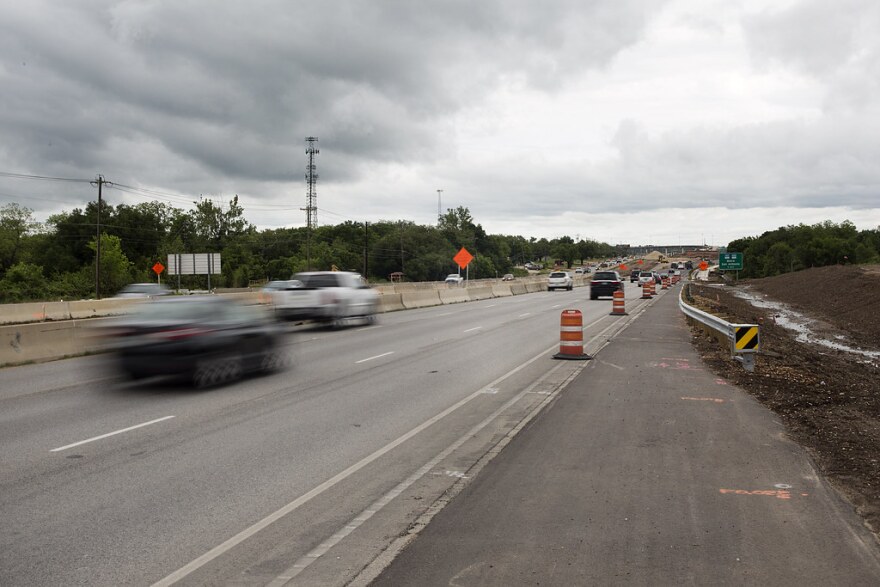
xmin=453 ymin=247 xmax=474 ymax=282
xmin=719 ymin=252 xmax=743 ymax=271
xmin=152 ymin=262 xmax=165 ymax=285
xmin=719 ymin=252 xmax=744 ymax=282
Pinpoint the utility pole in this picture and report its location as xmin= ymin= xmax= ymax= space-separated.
xmin=90 ymin=174 xmax=112 ymax=299
xmin=303 ymin=137 xmax=319 ymax=271
xmin=437 ymin=189 xmax=443 ymax=225
xmin=363 ymin=221 xmax=369 ymax=278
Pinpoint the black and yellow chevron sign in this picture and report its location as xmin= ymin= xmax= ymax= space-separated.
xmin=734 ymin=326 xmax=760 ymax=352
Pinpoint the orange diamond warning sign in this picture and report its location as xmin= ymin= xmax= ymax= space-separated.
xmin=453 ymin=247 xmax=474 ymax=269
xmin=152 ymin=262 xmax=165 ymax=275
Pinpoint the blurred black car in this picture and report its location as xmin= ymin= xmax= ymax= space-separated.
xmin=590 ymin=271 xmax=624 ymax=300
xmin=102 ymin=296 xmax=289 ymax=388
xmin=629 ymin=270 xmax=641 ymax=283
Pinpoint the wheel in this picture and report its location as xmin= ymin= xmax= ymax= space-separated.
xmin=259 ymin=346 xmax=290 ymax=373
xmin=590 ymin=294 xmax=598 ymax=300
xmin=567 ymin=285 xmax=573 ymax=291
xmin=192 ymin=352 xmax=242 ymax=389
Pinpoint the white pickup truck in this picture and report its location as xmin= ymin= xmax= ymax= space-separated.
xmin=268 ymin=271 xmax=379 ymax=324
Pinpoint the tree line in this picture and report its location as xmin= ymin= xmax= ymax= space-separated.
xmin=0 ymin=199 xmax=619 ymax=303
xmin=726 ymin=220 xmax=880 ymax=278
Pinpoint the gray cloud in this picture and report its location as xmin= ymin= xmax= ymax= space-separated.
xmin=2 ymin=0 xmax=879 ymax=243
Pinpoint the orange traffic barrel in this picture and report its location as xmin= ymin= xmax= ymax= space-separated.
xmin=641 ymin=282 xmax=652 ymax=299
xmin=610 ymin=289 xmax=627 ymax=316
xmin=649 ymin=280 xmax=657 ymax=296
xmin=661 ymin=276 xmax=669 ymax=290
xmin=553 ymin=309 xmax=591 ymax=360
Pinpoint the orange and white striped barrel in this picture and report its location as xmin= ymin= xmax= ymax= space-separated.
xmin=641 ymin=282 xmax=652 ymax=299
xmin=553 ymin=309 xmax=591 ymax=360
xmin=610 ymin=288 xmax=627 ymax=316
xmin=661 ymin=276 xmax=669 ymax=290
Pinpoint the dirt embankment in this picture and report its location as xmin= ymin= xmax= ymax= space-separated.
xmin=687 ymin=265 xmax=880 ymax=536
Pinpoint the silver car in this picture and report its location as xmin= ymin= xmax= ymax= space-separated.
xmin=547 ymin=271 xmax=573 ymax=291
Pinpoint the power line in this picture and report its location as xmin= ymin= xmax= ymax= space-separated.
xmin=0 ymin=171 xmax=91 ymax=183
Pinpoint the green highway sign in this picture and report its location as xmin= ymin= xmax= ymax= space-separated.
xmin=719 ymin=252 xmax=743 ymax=271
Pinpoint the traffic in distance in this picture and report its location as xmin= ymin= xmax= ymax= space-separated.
xmin=91 ymin=259 xmax=692 ymax=392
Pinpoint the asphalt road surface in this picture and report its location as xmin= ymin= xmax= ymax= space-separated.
xmin=1 ymin=284 xmax=644 ymax=586
xmin=370 ymin=282 xmax=880 ymax=586
xmin=6 ymin=280 xmax=877 ymax=586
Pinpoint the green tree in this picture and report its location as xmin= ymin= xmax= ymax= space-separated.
xmin=0 ymin=203 xmax=39 ymax=274
xmin=88 ymin=233 xmax=135 ymax=296
xmin=0 ymin=262 xmax=48 ymax=303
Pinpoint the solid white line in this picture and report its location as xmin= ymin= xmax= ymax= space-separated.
xmin=485 ymin=304 xmax=497 ymax=308
xmin=50 ymin=416 xmax=176 ymax=453
xmin=270 ymin=363 xmax=568 ymax=584
xmin=355 ymin=351 xmax=394 ymax=364
xmin=152 ymin=339 xmax=562 ymax=587
xmin=463 ymin=327 xmax=483 ymax=333
xmin=354 ymin=325 xmax=383 ymax=332
xmin=518 ymin=313 xmax=532 ymax=318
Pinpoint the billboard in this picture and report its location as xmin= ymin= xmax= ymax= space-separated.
xmin=167 ymin=253 xmax=222 ymax=276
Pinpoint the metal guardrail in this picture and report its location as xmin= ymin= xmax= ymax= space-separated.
xmin=679 ymin=283 xmax=759 ymax=372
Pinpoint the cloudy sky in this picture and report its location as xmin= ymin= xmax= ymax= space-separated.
xmin=2 ymin=0 xmax=879 ymax=247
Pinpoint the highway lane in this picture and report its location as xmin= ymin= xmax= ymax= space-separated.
xmin=0 ymin=283 xmax=658 ymax=585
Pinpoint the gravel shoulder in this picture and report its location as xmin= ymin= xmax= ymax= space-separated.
xmin=687 ymin=264 xmax=880 ymax=537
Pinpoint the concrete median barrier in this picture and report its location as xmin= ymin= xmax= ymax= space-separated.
xmin=0 ymin=301 xmax=73 ymax=324
xmin=509 ymin=282 xmax=528 ymax=295
xmin=0 ymin=320 xmax=102 ymax=367
xmin=439 ymin=289 xmax=470 ymax=304
xmin=401 ymin=290 xmax=442 ymax=309
xmin=468 ymin=286 xmax=494 ymax=301
xmin=491 ymin=284 xmax=513 ymax=297
xmin=526 ymin=282 xmax=545 ymax=293
xmin=379 ymin=293 xmax=405 ymax=313
xmin=68 ymin=299 xmax=137 ymax=319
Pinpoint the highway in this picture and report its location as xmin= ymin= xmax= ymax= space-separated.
xmin=1 ymin=283 xmax=652 ymax=586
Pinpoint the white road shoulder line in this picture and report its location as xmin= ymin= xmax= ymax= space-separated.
xmin=463 ymin=326 xmax=483 ymax=333
xmin=355 ymin=351 xmax=395 ymax=364
xmin=50 ymin=416 xmax=176 ymax=452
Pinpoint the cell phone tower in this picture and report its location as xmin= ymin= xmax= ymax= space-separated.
xmin=305 ymin=137 xmax=319 ymax=230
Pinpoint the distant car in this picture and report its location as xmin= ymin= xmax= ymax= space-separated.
xmin=101 ymin=296 xmax=289 ymax=388
xmin=638 ymin=273 xmax=655 ymax=286
xmin=574 ymin=268 xmax=584 ymax=275
xmin=673 ymin=270 xmax=681 ymax=276
xmin=115 ymin=283 xmax=171 ymax=298
xmin=262 ymin=279 xmax=303 ymax=292
xmin=501 ymin=274 xmax=515 ymax=281
xmin=547 ymin=271 xmax=573 ymax=291
xmin=630 ymin=270 xmax=641 ymax=283
xmin=584 ymin=267 xmax=592 ymax=273
xmin=590 ymin=271 xmax=624 ymax=299
xmin=445 ymin=274 xmax=464 ymax=285
xmin=653 ymin=272 xmax=662 ymax=284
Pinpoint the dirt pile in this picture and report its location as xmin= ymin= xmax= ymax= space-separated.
xmin=686 ymin=265 xmax=880 ymax=537
xmin=746 ymin=264 xmax=880 ymax=350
